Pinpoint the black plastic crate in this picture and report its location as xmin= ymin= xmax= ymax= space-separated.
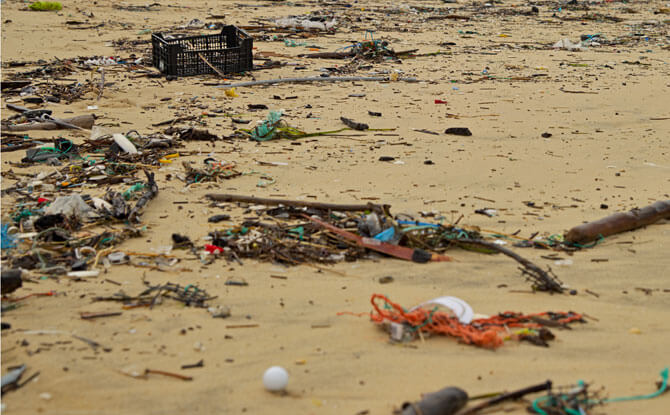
xmin=152 ymin=26 xmax=252 ymax=77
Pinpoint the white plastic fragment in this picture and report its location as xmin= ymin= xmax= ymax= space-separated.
xmin=66 ymin=270 xmax=100 ymax=278
xmin=389 ymin=322 xmax=407 ymax=341
xmin=113 ymin=133 xmax=138 ymax=154
xmin=274 ymin=17 xmax=337 ymax=31
xmin=410 ymin=296 xmax=474 ymax=324
xmin=554 ymin=259 xmax=574 ymax=266
xmin=553 ymin=38 xmax=582 ymax=51
xmin=91 ymin=197 xmax=113 ymax=212
xmin=45 ymin=194 xmax=92 ymax=218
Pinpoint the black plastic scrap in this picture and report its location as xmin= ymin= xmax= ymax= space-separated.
xmin=445 ymin=127 xmax=472 ymax=136
xmin=340 ymin=116 xmax=368 ymax=130
xmin=1 ymin=269 xmax=23 ymax=294
xmin=399 ymin=387 xmax=468 ymax=415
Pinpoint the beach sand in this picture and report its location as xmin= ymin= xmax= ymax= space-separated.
xmin=1 ymin=1 xmax=669 ymax=414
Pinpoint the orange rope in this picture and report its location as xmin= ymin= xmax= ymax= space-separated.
xmin=370 ymin=294 xmax=583 ymax=349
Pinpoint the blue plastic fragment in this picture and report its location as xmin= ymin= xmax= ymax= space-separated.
xmin=373 ymin=227 xmax=395 ymax=242
xmin=1 ymin=223 xmax=16 ymax=249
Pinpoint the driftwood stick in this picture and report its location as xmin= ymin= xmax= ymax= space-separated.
xmin=97 ymin=68 xmax=105 ymax=100
xmin=1 ymin=142 xmax=38 ymax=152
xmin=299 ymin=51 xmax=355 ymax=59
xmin=459 ymin=381 xmax=552 ymax=415
xmin=5 ymin=103 xmax=31 ymax=113
xmin=4 ymin=114 xmax=95 ymax=132
xmin=455 ymin=239 xmax=563 ymax=293
xmin=565 ymin=200 xmax=670 ymax=244
xmin=206 ymin=193 xmax=386 ymax=213
xmin=43 ymin=115 xmax=88 ymax=131
xmin=128 ymin=170 xmax=159 ymax=222
xmin=215 ymin=76 xmax=419 ymax=88
xmin=198 ymin=53 xmax=226 ymax=78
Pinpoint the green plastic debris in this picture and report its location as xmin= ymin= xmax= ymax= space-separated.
xmin=29 ymin=1 xmax=63 ymax=11
xmin=241 ymin=110 xmax=394 ymax=142
xmin=284 ymin=39 xmax=307 ymax=47
xmin=123 ymin=183 xmax=145 ymax=200
xmin=250 ymin=110 xmax=284 ymax=141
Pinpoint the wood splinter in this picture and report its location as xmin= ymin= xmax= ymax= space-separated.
xmin=145 ymin=369 xmax=193 ymax=381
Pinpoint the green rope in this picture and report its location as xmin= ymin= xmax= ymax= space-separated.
xmin=183 ymin=284 xmax=198 ymax=293
xmin=604 ymin=367 xmax=668 ymax=403
xmin=123 ymin=183 xmax=145 ymax=200
xmin=12 ymin=209 xmax=37 ymax=222
xmin=531 ymin=367 xmax=668 ymax=414
xmin=409 ymin=306 xmax=437 ymax=332
xmin=99 ymin=237 xmax=113 ymax=246
xmin=288 ymin=226 xmax=304 ymax=241
xmin=567 ymin=234 xmax=605 ymax=249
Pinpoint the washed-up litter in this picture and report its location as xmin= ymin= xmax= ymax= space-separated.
xmin=402 ymin=367 xmax=668 ymax=415
xmin=4 ymin=113 xmax=95 ymax=132
xmin=529 ymin=367 xmax=668 ymax=415
xmin=370 ymin=294 xmax=584 ymax=348
xmin=179 ymin=160 xmax=241 ymax=185
xmin=152 ymin=26 xmax=252 ymax=77
xmin=340 ymin=117 xmax=368 ymax=131
xmin=203 ymin=194 xmax=563 ymax=291
xmin=552 ymin=38 xmax=584 ymax=51
xmin=215 ymin=75 xmax=419 ymax=89
xmin=513 ymin=200 xmax=670 ymax=251
xmin=398 ymin=386 xmax=468 ymax=415
xmin=93 ymin=281 xmax=216 ymax=309
xmin=1 ymin=0 xmax=668 ymax=411
xmin=1 ymin=365 xmax=27 ymax=392
xmin=28 ymin=2 xmax=62 ymax=11
xmin=274 ymin=16 xmax=337 ymax=32
xmin=44 ymin=194 xmax=93 ymax=219
xmin=565 ymin=200 xmax=670 ymax=244
xmin=445 ymin=127 xmax=472 ymax=136
xmin=3 ymin=170 xmax=158 ymax=275
xmin=1 ymin=269 xmax=23 ymax=295
xmin=238 ymin=110 xmax=380 ymax=141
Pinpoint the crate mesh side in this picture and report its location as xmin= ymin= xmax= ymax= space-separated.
xmin=152 ymin=26 xmax=252 ymax=77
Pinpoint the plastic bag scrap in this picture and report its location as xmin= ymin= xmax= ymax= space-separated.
xmin=1 ymin=224 xmax=17 ymax=249
xmin=274 ymin=17 xmax=337 ymax=31
xmin=552 ymin=38 xmax=583 ymax=51
xmin=250 ymin=110 xmax=284 ymax=141
xmin=21 ymin=138 xmax=78 ymax=163
xmin=44 ymin=194 xmax=93 ymax=219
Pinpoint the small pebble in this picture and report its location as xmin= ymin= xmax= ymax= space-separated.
xmin=629 ymin=327 xmax=641 ymax=335
xmin=378 ymin=276 xmax=394 ymax=284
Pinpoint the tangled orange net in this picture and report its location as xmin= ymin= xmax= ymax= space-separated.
xmin=370 ymin=294 xmax=584 ymax=349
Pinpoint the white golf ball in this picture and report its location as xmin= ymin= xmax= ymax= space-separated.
xmin=263 ymin=366 xmax=289 ymax=392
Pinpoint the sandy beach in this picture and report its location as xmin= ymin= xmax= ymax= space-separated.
xmin=1 ymin=0 xmax=669 ymax=414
